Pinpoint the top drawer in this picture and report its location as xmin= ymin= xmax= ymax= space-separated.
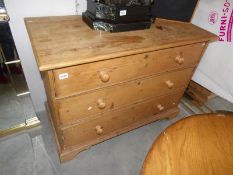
xmin=52 ymin=43 xmax=204 ymax=98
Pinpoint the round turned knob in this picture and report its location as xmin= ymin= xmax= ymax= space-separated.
xmin=95 ymin=125 xmax=104 ymax=135
xmin=157 ymin=104 xmax=165 ymax=111
xmin=99 ymin=71 xmax=110 ymax=82
xmin=175 ymin=55 xmax=184 ymax=65
xmin=165 ymin=80 xmax=174 ymax=89
xmin=97 ymin=99 xmax=106 ymax=109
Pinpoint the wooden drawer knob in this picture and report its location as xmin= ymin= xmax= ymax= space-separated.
xmin=165 ymin=80 xmax=174 ymax=89
xmin=99 ymin=71 xmax=110 ymax=82
xmin=97 ymin=99 xmax=106 ymax=109
xmin=95 ymin=125 xmax=104 ymax=135
xmin=157 ymin=104 xmax=165 ymax=111
xmin=175 ymin=55 xmax=184 ymax=65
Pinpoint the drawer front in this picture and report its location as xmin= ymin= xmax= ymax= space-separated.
xmin=53 ymin=43 xmax=204 ymax=98
xmin=61 ymin=91 xmax=183 ymax=148
xmin=57 ymin=68 xmax=193 ymax=126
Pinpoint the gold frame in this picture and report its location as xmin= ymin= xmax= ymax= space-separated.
xmin=0 ymin=117 xmax=40 ymax=137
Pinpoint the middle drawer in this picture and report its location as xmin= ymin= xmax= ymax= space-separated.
xmin=56 ymin=68 xmax=193 ymax=126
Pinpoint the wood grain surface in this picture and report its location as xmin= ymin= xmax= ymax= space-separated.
xmin=26 ymin=15 xmax=217 ymax=162
xmin=24 ymin=16 xmax=217 ymax=71
xmin=141 ymin=113 xmax=233 ymax=175
xmin=47 ymin=103 xmax=179 ymax=163
xmin=52 ymin=43 xmax=203 ymax=98
xmin=57 ymin=68 xmax=193 ymax=126
xmin=61 ymin=91 xmax=183 ymax=148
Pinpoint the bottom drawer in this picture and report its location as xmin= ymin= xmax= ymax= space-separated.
xmin=61 ymin=91 xmax=183 ymax=148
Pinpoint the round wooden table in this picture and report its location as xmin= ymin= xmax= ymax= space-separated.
xmin=141 ymin=113 xmax=233 ymax=175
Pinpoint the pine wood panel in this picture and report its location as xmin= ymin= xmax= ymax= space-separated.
xmin=47 ymin=103 xmax=179 ymax=163
xmin=57 ymin=68 xmax=193 ymax=126
xmin=60 ymin=91 xmax=183 ymax=148
xmin=42 ymin=71 xmax=64 ymax=146
xmin=24 ymin=16 xmax=217 ymax=71
xmin=141 ymin=114 xmax=233 ymax=175
xmin=52 ymin=43 xmax=204 ymax=98
xmin=25 ymin=15 xmax=217 ymax=162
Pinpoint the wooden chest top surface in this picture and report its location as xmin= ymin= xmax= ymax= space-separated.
xmin=25 ymin=16 xmax=217 ymax=71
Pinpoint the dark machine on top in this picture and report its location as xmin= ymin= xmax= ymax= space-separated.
xmin=82 ymin=0 xmax=199 ymax=33
xmin=82 ymin=0 xmax=154 ymax=32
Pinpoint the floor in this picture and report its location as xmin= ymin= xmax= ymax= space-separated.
xmin=0 ymin=61 xmax=35 ymax=130
xmin=0 ymin=96 xmax=233 ymax=175
xmin=0 ymin=83 xmax=36 ymax=130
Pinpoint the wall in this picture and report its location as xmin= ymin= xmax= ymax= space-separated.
xmin=4 ymin=0 xmax=87 ymax=112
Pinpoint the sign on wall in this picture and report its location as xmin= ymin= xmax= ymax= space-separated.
xmin=192 ymin=0 xmax=233 ymax=103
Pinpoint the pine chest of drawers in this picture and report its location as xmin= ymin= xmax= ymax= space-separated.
xmin=25 ymin=16 xmax=216 ymax=162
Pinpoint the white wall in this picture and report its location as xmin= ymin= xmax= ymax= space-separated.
xmin=4 ymin=0 xmax=87 ymax=112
